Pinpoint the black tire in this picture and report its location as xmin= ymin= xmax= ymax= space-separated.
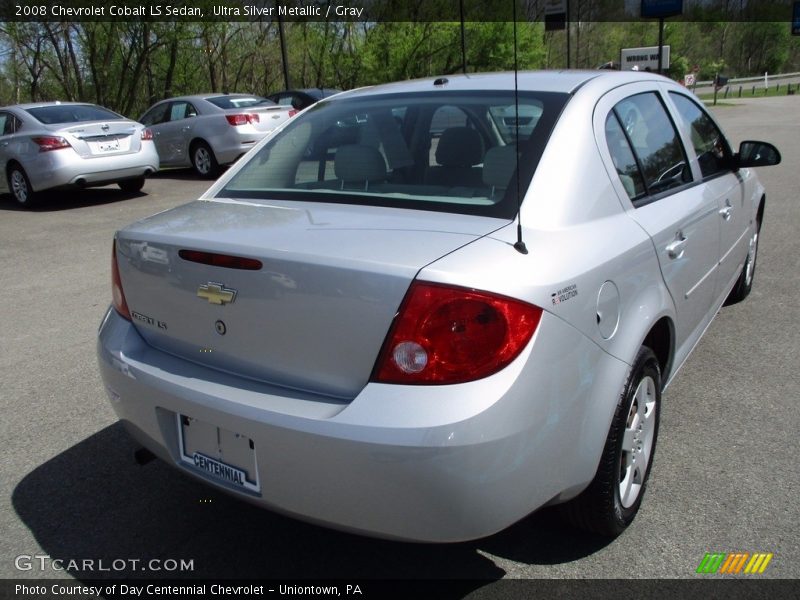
xmin=118 ymin=177 xmax=145 ymax=193
xmin=724 ymin=222 xmax=760 ymax=305
xmin=191 ymin=141 xmax=219 ymax=178
xmin=7 ymin=164 xmax=36 ymax=207
xmin=561 ymin=346 xmax=661 ymax=536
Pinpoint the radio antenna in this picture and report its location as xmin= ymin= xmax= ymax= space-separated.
xmin=512 ymin=0 xmax=528 ymax=254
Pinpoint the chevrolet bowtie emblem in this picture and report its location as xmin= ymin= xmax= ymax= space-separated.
xmin=197 ymin=283 xmax=237 ymax=305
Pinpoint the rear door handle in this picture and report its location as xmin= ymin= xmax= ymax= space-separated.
xmin=666 ymin=234 xmax=687 ymax=259
xmin=719 ymin=206 xmax=733 ymax=220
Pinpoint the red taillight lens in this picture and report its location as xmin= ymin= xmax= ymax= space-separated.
xmin=225 ymin=113 xmax=259 ymax=126
xmin=288 ymin=109 xmax=298 ymax=118
xmin=140 ymin=128 xmax=153 ymax=141
xmin=111 ymin=240 xmax=131 ymax=320
xmin=32 ymin=136 xmax=71 ymax=152
xmin=179 ymin=249 xmax=262 ymax=270
xmin=372 ymin=282 xmax=542 ymax=385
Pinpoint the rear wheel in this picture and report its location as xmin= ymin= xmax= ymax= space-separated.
xmin=191 ymin=141 xmax=219 ymax=178
xmin=725 ymin=221 xmax=760 ymax=305
xmin=7 ymin=164 xmax=36 ymax=207
xmin=118 ymin=177 xmax=145 ymax=193
xmin=561 ymin=346 xmax=661 ymax=536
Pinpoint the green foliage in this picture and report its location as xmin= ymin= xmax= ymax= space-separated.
xmin=0 ymin=19 xmax=798 ymax=118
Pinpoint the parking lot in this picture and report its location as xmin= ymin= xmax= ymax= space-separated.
xmin=0 ymin=97 xmax=798 ymax=588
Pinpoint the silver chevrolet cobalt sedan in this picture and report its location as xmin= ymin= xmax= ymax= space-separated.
xmin=97 ymin=71 xmax=780 ymax=542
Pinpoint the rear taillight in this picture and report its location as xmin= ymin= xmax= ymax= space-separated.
xmin=225 ymin=114 xmax=260 ymax=126
xmin=179 ymin=249 xmax=262 ymax=270
xmin=372 ymin=282 xmax=542 ymax=385
xmin=288 ymin=109 xmax=298 ymax=118
xmin=140 ymin=128 xmax=153 ymax=141
xmin=111 ymin=240 xmax=131 ymax=320
xmin=32 ymin=136 xmax=71 ymax=152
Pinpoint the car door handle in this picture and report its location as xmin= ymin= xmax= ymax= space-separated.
xmin=666 ymin=234 xmax=687 ymax=260
xmin=182 ymin=126 xmax=191 ymax=132
xmin=719 ymin=206 xmax=733 ymax=220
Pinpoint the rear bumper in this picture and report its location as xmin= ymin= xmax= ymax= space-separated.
xmin=211 ymin=128 xmax=271 ymax=165
xmin=27 ymin=145 xmax=159 ymax=191
xmin=97 ymin=307 xmax=629 ymax=542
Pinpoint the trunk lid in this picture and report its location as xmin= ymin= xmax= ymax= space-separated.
xmin=116 ymin=198 xmax=505 ymax=399
xmin=58 ymin=121 xmax=141 ymax=157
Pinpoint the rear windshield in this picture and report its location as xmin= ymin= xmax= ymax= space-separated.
xmin=25 ymin=104 xmax=124 ymax=124
xmin=206 ymin=96 xmax=273 ymax=109
xmin=218 ymin=90 xmax=568 ymax=218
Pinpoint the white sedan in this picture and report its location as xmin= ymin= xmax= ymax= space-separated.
xmin=0 ymin=102 xmax=159 ymax=207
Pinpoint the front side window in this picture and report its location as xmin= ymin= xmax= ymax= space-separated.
xmin=140 ymin=103 xmax=169 ymax=126
xmin=611 ymin=92 xmax=691 ymax=199
xmin=219 ymin=91 xmax=568 ymax=218
xmin=0 ymin=112 xmax=10 ymax=135
xmin=669 ymin=92 xmax=732 ymax=179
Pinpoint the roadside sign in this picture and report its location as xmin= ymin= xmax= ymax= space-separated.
xmin=544 ymin=0 xmax=567 ymax=31
xmin=684 ymin=73 xmax=696 ymax=87
xmin=641 ymin=0 xmax=683 ymax=19
xmin=620 ymin=45 xmax=671 ymax=71
xmin=793 ymin=1 xmax=800 ymax=36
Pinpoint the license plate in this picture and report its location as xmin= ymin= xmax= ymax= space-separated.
xmin=177 ymin=414 xmax=260 ymax=493
xmin=90 ymin=139 xmax=120 ymax=153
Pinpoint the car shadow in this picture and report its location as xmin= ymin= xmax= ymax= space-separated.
xmin=0 ymin=188 xmax=146 ymax=212
xmin=12 ymin=424 xmax=611 ymax=583
xmin=149 ymin=167 xmax=227 ymax=181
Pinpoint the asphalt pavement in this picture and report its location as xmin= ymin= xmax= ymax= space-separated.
xmin=0 ymin=97 xmax=798 ymax=590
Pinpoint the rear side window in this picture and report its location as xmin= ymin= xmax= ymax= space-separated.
xmin=669 ymin=92 xmax=732 ymax=179
xmin=25 ymin=104 xmax=123 ymax=124
xmin=610 ymin=92 xmax=691 ymax=201
xmin=605 ymin=113 xmax=646 ymax=200
xmin=169 ymin=101 xmax=196 ymax=121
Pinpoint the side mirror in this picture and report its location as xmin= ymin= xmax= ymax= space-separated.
xmin=736 ymin=141 xmax=781 ymax=168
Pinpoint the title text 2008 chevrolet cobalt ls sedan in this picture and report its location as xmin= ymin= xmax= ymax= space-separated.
xmin=98 ymin=71 xmax=780 ymax=542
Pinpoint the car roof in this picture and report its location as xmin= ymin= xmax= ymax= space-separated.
xmin=334 ymin=70 xmax=672 ymax=99
xmin=5 ymin=101 xmax=101 ymax=110
xmin=156 ymin=93 xmax=265 ymax=103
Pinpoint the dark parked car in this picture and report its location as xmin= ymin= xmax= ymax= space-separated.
xmin=266 ymin=88 xmax=342 ymax=112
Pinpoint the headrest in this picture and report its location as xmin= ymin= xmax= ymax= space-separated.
xmin=435 ymin=127 xmax=483 ymax=167
xmin=334 ymin=144 xmax=387 ymax=183
xmin=482 ymin=145 xmax=518 ymax=191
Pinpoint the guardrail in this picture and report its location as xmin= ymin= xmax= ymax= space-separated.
xmin=693 ymin=71 xmax=800 ymax=89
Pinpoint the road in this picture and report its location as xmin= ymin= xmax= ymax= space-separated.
xmin=0 ymin=97 xmax=798 ymax=593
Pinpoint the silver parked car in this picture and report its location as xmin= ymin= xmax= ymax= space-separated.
xmin=98 ymin=71 xmax=780 ymax=542
xmin=0 ymin=102 xmax=158 ymax=207
xmin=139 ymin=94 xmax=296 ymax=178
